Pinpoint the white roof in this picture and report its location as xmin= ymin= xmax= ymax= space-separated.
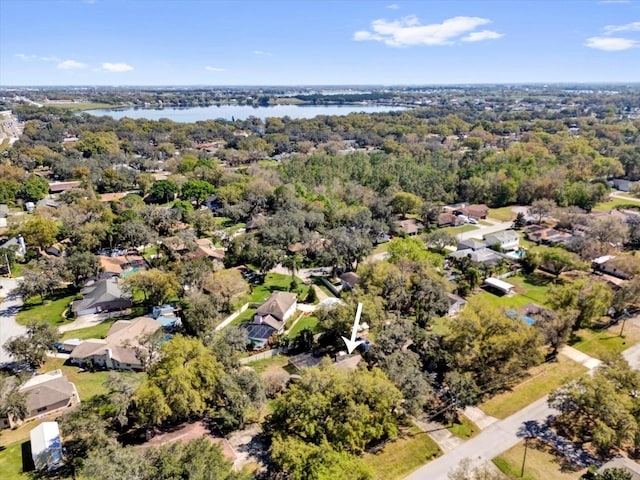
xmin=593 ymin=255 xmax=615 ymax=264
xmin=484 ymin=277 xmax=514 ymax=292
xmin=30 ymin=421 xmax=61 ymax=458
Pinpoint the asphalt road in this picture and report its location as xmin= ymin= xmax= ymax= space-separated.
xmin=0 ymin=277 xmax=25 ymax=365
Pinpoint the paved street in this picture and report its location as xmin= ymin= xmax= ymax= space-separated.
xmin=0 ymin=277 xmax=25 ymax=365
xmin=406 ymin=346 xmax=602 ymax=479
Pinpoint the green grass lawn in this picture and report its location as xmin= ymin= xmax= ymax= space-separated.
xmin=488 ymin=206 xmax=517 ymax=222
xmin=39 ymin=357 xmax=112 ymax=401
xmin=288 ymin=315 xmax=319 ymax=336
xmin=245 ymin=354 xmax=290 ymax=374
xmin=592 ymin=198 xmax=640 ymax=212
xmin=570 ymin=321 xmax=640 ymax=359
xmin=61 ymin=320 xmax=116 ymax=341
xmin=249 ymin=273 xmax=309 ymax=304
xmin=229 ymin=308 xmax=257 ymax=327
xmin=0 ymin=442 xmax=31 ymax=480
xmin=471 ymin=272 xmax=554 ymax=310
xmin=16 ymin=290 xmax=77 ymax=327
xmin=480 ymin=354 xmax=587 ymax=419
xmin=446 ymin=415 xmax=479 ymax=440
xmin=364 ymin=423 xmax=441 ymax=480
xmin=493 ymin=440 xmax=584 ymax=480
xmin=441 ymin=224 xmax=479 ymax=235
xmin=47 ymin=101 xmax=116 ymax=111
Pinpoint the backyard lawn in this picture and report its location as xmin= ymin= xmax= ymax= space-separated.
xmin=592 ymin=197 xmax=640 ymax=212
xmin=288 ymin=315 xmax=319 ymax=336
xmin=38 ymin=357 xmax=112 ymax=401
xmin=364 ymin=423 xmax=441 ymax=480
xmin=471 ymin=272 xmax=554 ymax=311
xmin=0 ymin=442 xmax=31 ymax=480
xmin=249 ymin=273 xmax=310 ymax=304
xmin=15 ymin=290 xmax=77 ymax=327
xmin=493 ymin=440 xmax=584 ymax=480
xmin=229 ymin=308 xmax=257 ymax=327
xmin=441 ymin=224 xmax=479 ymax=236
xmin=480 ymin=354 xmax=587 ymax=419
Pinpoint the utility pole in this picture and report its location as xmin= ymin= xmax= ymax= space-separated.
xmin=4 ymin=253 xmax=10 ymax=277
xmin=521 ymin=436 xmax=529 ymax=477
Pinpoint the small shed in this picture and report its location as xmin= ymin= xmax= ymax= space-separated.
xmin=30 ymin=421 xmax=63 ymax=471
xmin=484 ymin=277 xmax=515 ymax=295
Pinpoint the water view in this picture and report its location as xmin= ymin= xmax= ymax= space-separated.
xmin=86 ymin=103 xmax=407 ymax=122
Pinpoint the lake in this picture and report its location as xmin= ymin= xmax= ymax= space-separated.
xmin=86 ymin=103 xmax=407 ymax=122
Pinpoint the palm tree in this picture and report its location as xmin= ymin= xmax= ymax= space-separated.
xmin=282 ymin=253 xmax=303 ymax=288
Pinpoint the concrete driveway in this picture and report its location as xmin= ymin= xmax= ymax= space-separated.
xmin=0 ymin=277 xmax=25 ymax=365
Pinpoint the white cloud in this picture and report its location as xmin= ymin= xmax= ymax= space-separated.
xmin=253 ymin=50 xmax=272 ymax=56
xmin=101 ymin=62 xmax=134 ymax=72
xmin=598 ymin=0 xmax=631 ymax=4
xmin=585 ymin=36 xmax=639 ymax=50
xmin=461 ymin=30 xmax=504 ymax=42
xmin=15 ymin=53 xmax=59 ymax=62
xmin=204 ymin=66 xmax=226 ymax=72
xmin=57 ymin=59 xmax=87 ymax=69
xmin=604 ymin=21 xmax=640 ymax=33
xmin=354 ymin=15 xmax=502 ymax=47
xmin=387 ymin=3 xmax=399 ymax=9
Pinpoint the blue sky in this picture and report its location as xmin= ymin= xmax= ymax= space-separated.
xmin=1 ymin=0 xmax=639 ymax=86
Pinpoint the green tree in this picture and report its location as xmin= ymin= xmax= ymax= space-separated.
xmin=147 ymin=180 xmax=178 ymax=204
xmin=133 ymin=335 xmax=223 ymax=427
xmin=0 ymin=374 xmax=27 ymax=424
xmin=266 ymin=363 xmax=402 ymax=453
xmin=539 ymin=248 xmax=580 ymax=279
xmin=123 ymin=269 xmax=180 ymax=306
xmin=65 ymin=251 xmax=103 ymax=288
xmin=528 ymin=198 xmax=556 ymax=224
xmin=270 ymin=436 xmax=374 ymax=480
xmin=4 ymin=322 xmax=61 ymax=369
xmin=445 ymin=302 xmax=543 ymax=395
xmin=392 ymin=191 xmax=423 ymax=218
xmin=18 ymin=175 xmax=49 ymax=202
xmin=18 ymin=216 xmax=59 ymax=251
xmin=180 ymin=179 xmax=215 ymax=207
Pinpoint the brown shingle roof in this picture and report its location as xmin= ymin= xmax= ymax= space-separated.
xmin=255 ymin=291 xmax=297 ymax=323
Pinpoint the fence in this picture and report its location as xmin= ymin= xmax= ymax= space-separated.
xmin=240 ymin=348 xmax=284 ymax=365
xmin=215 ymin=303 xmax=250 ymax=331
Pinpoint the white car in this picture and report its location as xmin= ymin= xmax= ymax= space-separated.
xmin=468 ymin=218 xmax=478 ymax=224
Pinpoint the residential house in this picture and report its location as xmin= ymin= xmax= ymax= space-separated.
xmin=69 ymin=316 xmax=162 ymax=371
xmin=244 ymin=291 xmax=298 ymax=348
xmin=444 ymin=203 xmax=489 ymax=220
xmin=340 ymin=272 xmax=361 ymax=291
xmin=610 ymin=178 xmax=639 ymax=193
xmin=395 ymin=218 xmax=425 ymax=236
xmin=457 ymin=238 xmax=486 ymax=251
xmin=592 ymin=255 xmax=636 ymax=280
xmin=152 ymin=304 xmax=181 ymax=328
xmin=72 ymin=278 xmax=133 ymax=317
xmin=448 ymin=247 xmax=502 ymax=266
xmin=185 ymin=238 xmax=225 ymax=263
xmin=30 ymin=422 xmax=63 ymax=471
xmin=48 ymin=181 xmax=81 ymax=194
xmin=597 ymin=457 xmax=640 ymax=480
xmin=524 ymin=226 xmax=573 ymax=246
xmin=483 ymin=230 xmax=520 ymax=251
xmin=446 ymin=293 xmax=467 ymax=317
xmin=99 ymin=192 xmax=128 ymax=203
xmin=0 ymin=235 xmax=27 ymax=258
xmin=1 ymin=370 xmax=79 ymax=429
xmin=437 ymin=212 xmax=465 ymax=228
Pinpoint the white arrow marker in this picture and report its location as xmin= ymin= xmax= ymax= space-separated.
xmin=341 ymin=302 xmax=364 ymax=354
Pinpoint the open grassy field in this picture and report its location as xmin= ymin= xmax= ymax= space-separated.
xmin=245 ymin=353 xmax=290 ymax=374
xmin=16 ymin=290 xmax=77 ymax=327
xmin=592 ymin=197 xmax=640 ymax=212
xmin=570 ymin=320 xmax=640 ymax=359
xmin=488 ymin=206 xmax=517 ymax=222
xmin=364 ymin=423 xmax=441 ymax=480
xmin=46 ymin=102 xmax=116 ymax=111
xmin=493 ymin=440 xmax=584 ymax=479
xmin=480 ymin=354 xmax=587 ymax=419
